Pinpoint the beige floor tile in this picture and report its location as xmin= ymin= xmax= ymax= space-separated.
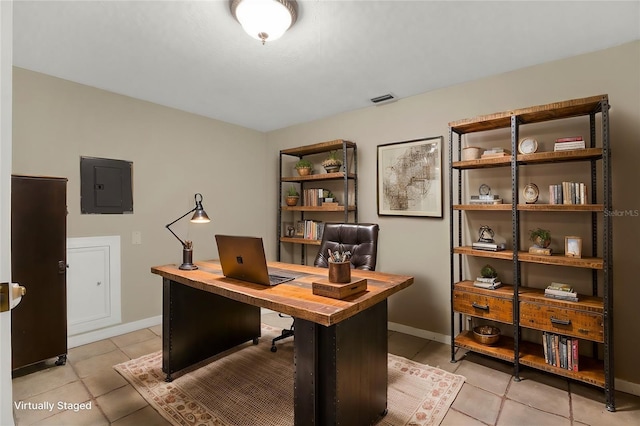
xmin=451 ymin=383 xmax=503 ymax=424
xmin=497 ymin=399 xmax=570 ymax=426
xmin=32 ymin=401 xmax=109 ymax=426
xmin=72 ymin=349 xmax=130 ymax=379
xmin=388 ymin=330 xmax=429 ymax=359
xmin=13 ymin=380 xmax=91 ymax=426
xmin=507 ymin=376 xmax=570 ymax=417
xmin=82 ymin=368 xmax=128 ymax=398
xmin=441 ymin=408 xmax=487 ymax=426
xmin=120 ymin=336 xmax=162 ymax=359
xmin=112 ymin=406 xmax=172 ymax=426
xmin=68 ymin=339 xmax=118 ymax=363
xmin=110 ymin=329 xmax=157 ymax=348
xmin=571 ymin=386 xmax=640 ymax=425
xmin=96 ymin=385 xmax=148 ymax=423
xmin=412 ymin=340 xmax=461 ymax=373
xmin=454 ymin=357 xmax=512 ymax=396
xmin=12 ymin=363 xmax=78 ymax=400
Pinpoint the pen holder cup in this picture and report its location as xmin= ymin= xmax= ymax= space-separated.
xmin=328 ymin=261 xmax=351 ymax=283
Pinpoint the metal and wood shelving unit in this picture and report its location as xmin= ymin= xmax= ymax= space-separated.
xmin=278 ymin=139 xmax=358 ymax=263
xmin=448 ymin=95 xmax=614 ymax=410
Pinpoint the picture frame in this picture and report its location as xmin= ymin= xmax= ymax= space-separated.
xmin=565 ymin=236 xmax=582 ymax=258
xmin=377 ymin=136 xmax=443 ymax=217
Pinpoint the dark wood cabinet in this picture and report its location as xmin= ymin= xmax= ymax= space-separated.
xmin=11 ymin=175 xmax=68 ymax=370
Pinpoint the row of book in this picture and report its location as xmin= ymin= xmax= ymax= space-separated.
xmin=295 ymin=220 xmax=325 ymax=240
xmin=302 ymin=188 xmax=326 ymax=206
xmin=554 ymin=136 xmax=586 ymax=151
xmin=545 ymin=282 xmax=578 ymax=301
xmin=473 ymin=276 xmax=502 ymax=289
xmin=543 ymin=332 xmax=579 ymax=371
xmin=549 ymin=182 xmax=588 ymax=205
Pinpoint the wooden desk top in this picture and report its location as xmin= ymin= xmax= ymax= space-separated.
xmin=151 ymin=260 xmax=413 ymax=327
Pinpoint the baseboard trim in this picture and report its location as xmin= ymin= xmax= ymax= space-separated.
xmin=67 ymin=315 xmax=162 ymax=348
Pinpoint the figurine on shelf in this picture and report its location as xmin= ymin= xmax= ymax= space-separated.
xmin=472 ymin=226 xmax=506 ymax=251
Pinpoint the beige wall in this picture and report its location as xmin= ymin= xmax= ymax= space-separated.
xmin=267 ymin=41 xmax=640 ymax=385
xmin=12 ymin=41 xmax=640 ymax=386
xmin=12 ymin=68 xmax=268 ymax=323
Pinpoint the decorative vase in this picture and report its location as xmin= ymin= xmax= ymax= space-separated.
xmin=285 ymin=196 xmax=299 ymax=206
xmin=533 ymin=236 xmax=551 ymax=248
xmin=323 ymin=164 xmax=341 ymax=173
xmin=328 ymin=261 xmax=351 ymax=283
xmin=296 ymin=167 xmax=312 ymax=176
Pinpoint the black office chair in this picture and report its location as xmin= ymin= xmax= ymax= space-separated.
xmin=270 ymin=223 xmax=380 ymax=352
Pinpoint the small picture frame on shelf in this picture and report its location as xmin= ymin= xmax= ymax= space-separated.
xmin=565 ymin=236 xmax=582 ymax=258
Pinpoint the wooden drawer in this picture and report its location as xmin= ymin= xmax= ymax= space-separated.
xmin=453 ymin=290 xmax=513 ymax=323
xmin=519 ymin=301 xmax=603 ymax=342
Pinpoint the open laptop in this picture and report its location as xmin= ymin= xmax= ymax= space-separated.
xmin=215 ymin=235 xmax=296 ymax=286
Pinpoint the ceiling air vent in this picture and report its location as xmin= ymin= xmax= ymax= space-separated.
xmin=370 ymin=93 xmax=397 ymax=106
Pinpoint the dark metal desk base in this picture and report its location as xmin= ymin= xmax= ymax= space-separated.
xmin=295 ymin=300 xmax=388 ymax=426
xmin=162 ymin=278 xmax=261 ymax=381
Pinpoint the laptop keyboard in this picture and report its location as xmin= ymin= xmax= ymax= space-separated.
xmin=268 ymin=274 xmax=295 ymax=285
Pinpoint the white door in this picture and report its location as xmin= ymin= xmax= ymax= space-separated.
xmin=0 ymin=2 xmax=14 ymax=424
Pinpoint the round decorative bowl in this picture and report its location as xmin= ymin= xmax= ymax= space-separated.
xmin=473 ymin=325 xmax=501 ymax=346
xmin=462 ymin=146 xmax=482 ymax=161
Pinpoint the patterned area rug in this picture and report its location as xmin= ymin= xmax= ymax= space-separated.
xmin=114 ymin=324 xmax=464 ymax=426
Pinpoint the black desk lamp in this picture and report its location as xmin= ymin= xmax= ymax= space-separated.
xmin=166 ymin=193 xmax=210 ymax=270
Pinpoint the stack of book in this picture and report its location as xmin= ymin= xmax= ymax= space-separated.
xmin=471 ymin=241 xmax=506 ymax=251
xmin=543 ymin=332 xmax=579 ymax=371
xmin=481 ymin=147 xmax=511 ymax=158
xmin=554 ymin=136 xmax=585 ymax=151
xmin=544 ymin=282 xmax=578 ymax=302
xmin=469 ymin=194 xmax=502 ymax=205
xmin=548 ymin=182 xmax=588 ymax=204
xmin=473 ymin=276 xmax=502 ymax=289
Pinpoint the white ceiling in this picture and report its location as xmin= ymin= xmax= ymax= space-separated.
xmin=13 ymin=1 xmax=640 ymax=132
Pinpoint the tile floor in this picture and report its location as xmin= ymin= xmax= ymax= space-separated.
xmin=11 ymin=312 xmax=640 ymax=425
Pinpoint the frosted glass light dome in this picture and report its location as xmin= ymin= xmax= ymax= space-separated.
xmin=231 ymin=0 xmax=298 ymax=44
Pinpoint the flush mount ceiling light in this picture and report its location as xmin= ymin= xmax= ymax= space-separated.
xmin=230 ymin=0 xmax=298 ymax=45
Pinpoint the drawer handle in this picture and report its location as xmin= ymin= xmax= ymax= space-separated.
xmin=550 ymin=317 xmax=571 ymax=326
xmin=472 ymin=302 xmax=489 ymax=311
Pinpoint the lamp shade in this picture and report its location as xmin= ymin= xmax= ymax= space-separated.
xmin=231 ymin=0 xmax=297 ymax=44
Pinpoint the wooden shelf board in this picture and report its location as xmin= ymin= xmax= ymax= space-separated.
xmin=279 ymin=237 xmax=322 ymax=246
xmin=517 ymin=252 xmax=603 ymax=269
xmin=518 ymin=287 xmax=604 ymax=312
xmin=449 ymin=95 xmax=607 ymax=134
xmin=454 ymin=204 xmax=511 ymax=211
xmin=518 ymin=341 xmax=605 ymax=388
xmin=517 ymin=148 xmax=602 ymax=164
xmin=456 ymin=331 xmax=605 ymax=388
xmin=281 ymin=172 xmax=356 ymax=182
xmin=280 ymin=139 xmax=356 ymax=157
xmin=454 ymin=246 xmax=514 ymax=260
xmin=455 ymin=331 xmax=516 ymax=362
xmin=518 ymin=204 xmax=604 ymax=212
xmin=452 ymin=156 xmax=511 ymax=169
xmin=282 ymin=205 xmax=356 ymax=212
xmin=455 ymin=280 xmax=516 ymax=298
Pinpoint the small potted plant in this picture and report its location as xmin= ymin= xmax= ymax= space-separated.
xmin=285 ymin=186 xmax=299 ymax=206
xmin=294 ymin=159 xmax=313 ymax=176
xmin=324 ymin=191 xmax=335 ymax=203
xmin=530 ymin=228 xmax=551 ymax=248
xmin=321 ymin=150 xmax=343 ymax=173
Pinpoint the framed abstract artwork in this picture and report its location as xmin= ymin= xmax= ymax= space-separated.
xmin=377 ymin=136 xmax=443 ymax=217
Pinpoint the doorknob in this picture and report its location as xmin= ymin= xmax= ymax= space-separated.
xmin=1 ymin=282 xmax=27 ymax=312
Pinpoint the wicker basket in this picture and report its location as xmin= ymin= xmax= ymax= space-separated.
xmin=462 ymin=146 xmax=482 ymax=161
